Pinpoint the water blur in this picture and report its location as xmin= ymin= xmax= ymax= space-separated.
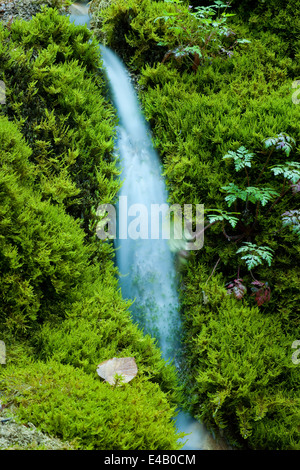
xmin=68 ymin=2 xmax=215 ymax=451
xmin=68 ymin=0 xmax=91 ymax=26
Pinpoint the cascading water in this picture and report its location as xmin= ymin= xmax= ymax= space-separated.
xmin=99 ymin=43 xmax=210 ymax=452
xmin=68 ymin=2 xmax=223 ymax=451
xmin=100 ymin=45 xmax=182 ymax=363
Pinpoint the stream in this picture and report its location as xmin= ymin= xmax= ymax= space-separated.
xmin=69 ymin=2 xmax=229 ymax=451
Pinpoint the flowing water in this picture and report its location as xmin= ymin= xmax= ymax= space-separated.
xmin=99 ymin=45 xmax=209 ymax=451
xmin=68 ymin=2 xmax=228 ymax=451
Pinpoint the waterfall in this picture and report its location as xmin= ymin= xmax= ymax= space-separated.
xmin=68 ymin=2 xmax=220 ymax=451
xmin=99 ymin=44 xmax=183 ymax=363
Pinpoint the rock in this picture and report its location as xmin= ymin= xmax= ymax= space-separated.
xmin=0 ymin=410 xmax=75 ymax=450
xmin=0 ymin=0 xmax=70 ymax=24
xmin=0 ymin=341 xmax=6 ymax=365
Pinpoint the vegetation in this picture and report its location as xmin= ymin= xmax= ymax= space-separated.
xmin=91 ymin=0 xmax=252 ymax=70
xmin=0 ymin=8 xmax=183 ymax=450
xmin=1 ymin=0 xmax=300 ymax=450
xmin=90 ymin=0 xmax=300 ymax=449
xmin=1 ymin=360 xmax=181 ymax=450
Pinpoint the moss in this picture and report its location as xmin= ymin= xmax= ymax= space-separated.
xmin=223 ymin=0 xmax=300 ymax=58
xmin=90 ymin=0 xmax=255 ymax=71
xmin=180 ymin=267 xmax=300 ymax=449
xmin=90 ymin=0 xmax=300 ymax=449
xmin=1 ymin=360 xmax=183 ymax=450
xmin=0 ymin=8 xmax=183 ymax=450
xmin=0 ymin=8 xmax=119 ymax=236
xmin=0 ymin=115 xmax=95 ymax=331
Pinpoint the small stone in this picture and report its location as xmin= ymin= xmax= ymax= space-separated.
xmin=0 ymin=341 xmax=6 ymax=365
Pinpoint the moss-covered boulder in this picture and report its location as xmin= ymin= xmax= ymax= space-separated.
xmin=1 ymin=360 xmax=183 ymax=450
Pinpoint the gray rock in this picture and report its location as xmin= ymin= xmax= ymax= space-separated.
xmin=0 ymin=0 xmax=69 ymax=24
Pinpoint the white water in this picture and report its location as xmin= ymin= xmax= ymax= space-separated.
xmin=68 ymin=2 xmax=214 ymax=451
xmin=69 ymin=1 xmax=91 ymax=26
xmin=100 ymin=44 xmax=182 ymax=362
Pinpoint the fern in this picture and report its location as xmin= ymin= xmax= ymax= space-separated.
xmin=263 ymin=133 xmax=296 ymax=157
xmin=250 ymin=281 xmax=271 ymax=307
xmin=245 ymin=187 xmax=279 ymax=206
xmin=206 ymin=209 xmax=240 ymax=228
xmin=281 ymin=210 xmax=300 ymax=238
xmin=236 ymin=242 xmax=274 ymax=270
xmin=222 ymin=183 xmax=278 ymax=207
xmin=290 ymin=179 xmax=300 ymax=194
xmin=270 ymin=162 xmax=300 ymax=184
xmin=226 ymin=278 xmax=247 ymax=300
xmin=222 ymin=146 xmax=255 ymax=171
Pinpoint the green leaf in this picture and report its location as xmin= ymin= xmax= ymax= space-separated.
xmin=223 ymin=146 xmax=255 ymax=171
xmin=270 ymin=162 xmax=300 ymax=184
xmin=282 ymin=210 xmax=300 ymax=239
xmin=263 ymin=133 xmax=296 ymax=156
xmin=245 ymin=187 xmax=278 ymax=206
xmin=207 ymin=209 xmax=240 ymax=228
xmin=236 ymin=243 xmax=274 ymax=270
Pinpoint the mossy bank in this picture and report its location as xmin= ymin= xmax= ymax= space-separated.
xmin=0 ymin=5 xmax=184 ymax=450
xmin=90 ymin=0 xmax=300 ymax=449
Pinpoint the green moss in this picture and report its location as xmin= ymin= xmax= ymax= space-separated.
xmin=90 ymin=0 xmax=255 ymax=71
xmin=0 ymin=8 xmax=119 ymax=236
xmin=0 ymin=8 xmax=183 ymax=450
xmin=1 ymin=360 xmax=183 ymax=450
xmin=90 ymin=0 xmax=300 ymax=449
xmin=223 ymin=0 xmax=300 ymax=58
xmin=180 ymin=267 xmax=300 ymax=449
xmin=90 ymin=0 xmax=175 ymax=67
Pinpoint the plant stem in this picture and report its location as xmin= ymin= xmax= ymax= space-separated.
xmin=265 ymin=181 xmax=290 ymax=216
xmin=205 ymin=257 xmax=221 ymax=285
xmin=245 ymin=167 xmax=250 ymax=187
xmin=255 ymin=200 xmax=260 ymax=222
xmin=249 ymin=269 xmax=258 ymax=282
xmin=255 ymin=148 xmax=274 ymax=185
xmin=194 ymin=220 xmax=217 ymax=239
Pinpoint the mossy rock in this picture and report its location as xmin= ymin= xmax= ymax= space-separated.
xmin=1 ymin=360 xmax=184 ymax=450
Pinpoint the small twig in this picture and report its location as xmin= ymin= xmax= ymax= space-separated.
xmin=194 ymin=220 xmax=217 ymax=240
xmin=222 ymin=224 xmax=245 ymax=242
xmin=245 ymin=167 xmax=250 ymax=187
xmin=249 ymin=269 xmax=258 ymax=282
xmin=205 ymin=257 xmax=221 ymax=285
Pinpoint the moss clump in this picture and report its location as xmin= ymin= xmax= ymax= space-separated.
xmin=0 ymin=115 xmax=96 ymax=332
xmin=0 ymin=410 xmax=76 ymax=450
xmin=0 ymin=7 xmax=119 ymax=235
xmin=90 ymin=0 xmax=252 ymax=71
xmin=1 ymin=360 xmax=183 ymax=450
xmin=181 ymin=265 xmax=300 ymax=449
xmin=222 ymin=0 xmax=300 ymax=59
